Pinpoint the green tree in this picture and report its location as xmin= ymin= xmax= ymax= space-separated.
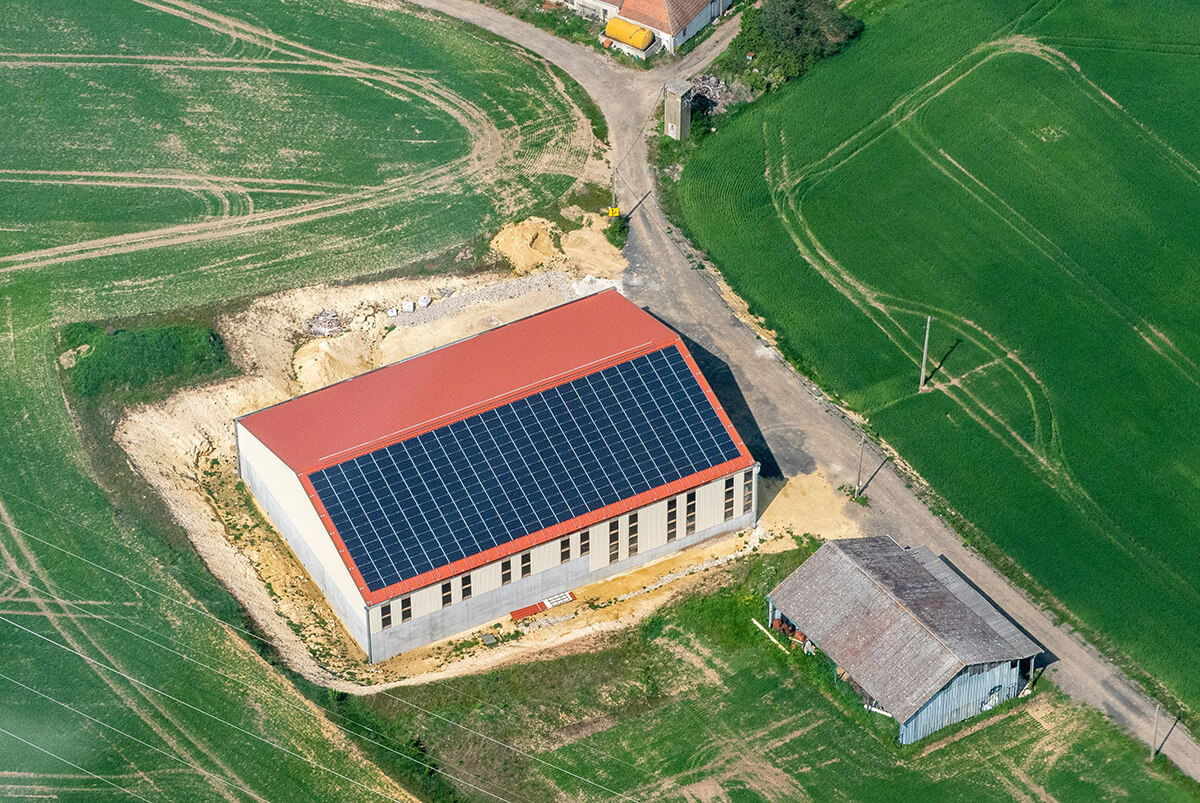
xmin=718 ymin=0 xmax=862 ymax=91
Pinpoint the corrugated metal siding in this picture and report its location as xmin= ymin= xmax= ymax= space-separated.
xmin=237 ymin=424 xmax=368 ymax=648
xmin=697 ymin=480 xmax=723 ymax=526
xmin=376 ymin=474 xmax=750 ymax=636
xmin=769 ymin=537 xmax=1038 ymax=722
xmin=369 ymin=499 xmax=756 ymax=660
xmin=899 ymin=662 xmax=1023 ymax=744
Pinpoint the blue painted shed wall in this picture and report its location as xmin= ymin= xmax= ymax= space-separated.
xmin=899 ymin=661 xmax=1024 ymax=744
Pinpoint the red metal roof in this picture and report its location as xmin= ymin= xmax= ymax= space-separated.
xmin=239 ymin=290 xmax=756 ymax=605
xmin=239 ymin=290 xmax=680 ymax=474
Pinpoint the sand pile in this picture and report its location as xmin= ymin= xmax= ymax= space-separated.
xmin=491 ymin=210 xmax=628 ymax=277
xmin=490 ymin=217 xmax=562 ymax=273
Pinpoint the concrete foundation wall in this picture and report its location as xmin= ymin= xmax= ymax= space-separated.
xmin=236 ymin=424 xmax=368 ymax=649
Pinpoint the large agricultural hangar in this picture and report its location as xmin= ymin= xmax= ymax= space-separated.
xmin=236 ymin=290 xmax=759 ymax=662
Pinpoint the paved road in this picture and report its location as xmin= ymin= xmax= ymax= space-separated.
xmin=398 ymin=0 xmax=1200 ymax=780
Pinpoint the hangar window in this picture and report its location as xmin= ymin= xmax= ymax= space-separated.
xmin=666 ymin=498 xmax=677 ymax=542
xmin=743 ymin=470 xmax=754 ymax=514
xmin=501 ymin=559 xmax=512 ymax=585
xmin=521 ymin=552 xmax=532 ymax=578
xmin=580 ymin=530 xmax=590 ymax=556
xmin=400 ymin=596 xmax=412 ymax=622
xmin=685 ymin=491 xmax=697 ymax=535
xmin=441 ymin=582 xmax=452 ymax=608
xmin=560 ymin=537 xmax=571 ymax=564
xmin=608 ymin=519 xmax=620 ymax=564
xmin=461 ymin=573 xmax=472 ymax=600
xmin=380 ymin=603 xmax=393 ymax=630
xmin=724 ymin=477 xmax=735 ymax=520
xmin=628 ymin=512 xmax=639 ymax=557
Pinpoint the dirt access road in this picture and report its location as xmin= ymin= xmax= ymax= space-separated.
xmin=388 ymin=0 xmax=1200 ymax=779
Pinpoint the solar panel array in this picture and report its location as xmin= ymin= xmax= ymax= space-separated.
xmin=308 ymin=345 xmax=742 ymax=592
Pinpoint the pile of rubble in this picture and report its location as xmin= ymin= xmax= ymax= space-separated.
xmin=690 ymin=74 xmax=727 ymax=112
xmin=306 ymin=290 xmax=457 ymax=336
xmin=307 ymin=309 xmax=343 ymax=337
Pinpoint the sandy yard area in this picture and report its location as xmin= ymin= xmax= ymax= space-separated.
xmin=489 ymin=211 xmax=626 ymax=278
xmin=113 ymin=227 xmax=866 ymax=691
xmin=757 ymin=472 xmax=868 ymax=541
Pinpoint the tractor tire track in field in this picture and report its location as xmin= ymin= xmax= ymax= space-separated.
xmin=766 ymin=31 xmax=1200 ymax=625
xmin=0 ymin=494 xmax=251 ymax=802
xmin=0 ymin=0 xmax=591 ymax=272
xmin=308 ymin=0 xmax=1200 ymax=782
xmin=770 ymin=31 xmax=1200 ymax=466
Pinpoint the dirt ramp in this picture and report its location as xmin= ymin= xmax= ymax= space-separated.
xmin=294 ymin=331 xmax=375 ymax=394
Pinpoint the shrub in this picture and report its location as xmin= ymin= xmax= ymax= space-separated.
xmin=63 ymin=322 xmax=232 ymax=401
xmin=717 ymin=0 xmax=862 ymax=91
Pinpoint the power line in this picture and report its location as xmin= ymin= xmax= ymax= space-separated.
xmin=0 ymin=485 xmax=230 ymax=593
xmin=0 ymin=723 xmax=157 ymax=803
xmin=0 ymin=614 xmax=410 ymax=803
xmin=0 ymin=515 xmax=628 ymax=798
xmin=0 ymin=669 xmax=270 ymax=803
xmin=0 ymin=567 xmax=524 ymax=803
xmin=375 ymin=686 xmax=638 ymax=802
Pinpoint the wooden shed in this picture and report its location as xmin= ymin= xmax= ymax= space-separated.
xmin=767 ymin=536 xmax=1041 ymax=744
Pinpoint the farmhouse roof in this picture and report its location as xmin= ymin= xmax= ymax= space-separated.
xmin=768 ymin=537 xmax=1039 ymax=722
xmin=239 ymin=290 xmax=755 ymax=605
xmin=619 ymin=0 xmax=710 ymax=36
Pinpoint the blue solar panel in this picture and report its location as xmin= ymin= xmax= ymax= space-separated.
xmin=308 ymin=346 xmax=741 ymax=591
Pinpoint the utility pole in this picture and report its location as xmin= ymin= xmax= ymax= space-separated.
xmin=854 ymin=434 xmax=865 ymax=499
xmin=1152 ymin=703 xmax=1160 ymax=760
xmin=919 ymin=315 xmax=932 ymax=391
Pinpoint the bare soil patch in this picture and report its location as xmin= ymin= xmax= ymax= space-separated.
xmin=115 ymin=241 xmax=872 ymax=691
xmin=758 ymin=472 xmax=867 ymax=542
xmin=490 ymin=216 xmax=563 ymax=273
xmin=490 ymin=210 xmax=627 ymax=276
xmin=560 ymin=212 xmax=625 ymax=278
xmin=117 ymin=268 xmax=599 ymax=686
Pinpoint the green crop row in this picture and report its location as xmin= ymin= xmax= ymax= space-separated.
xmin=676 ymin=0 xmax=1200 ymax=724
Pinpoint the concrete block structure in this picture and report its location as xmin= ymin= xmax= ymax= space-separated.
xmin=664 ymin=79 xmax=692 ymax=140
xmin=767 ymin=536 xmax=1041 ymax=744
xmin=237 ymin=290 xmax=759 ymax=662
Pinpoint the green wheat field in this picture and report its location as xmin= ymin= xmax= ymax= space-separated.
xmin=677 ymin=0 xmax=1200 ymax=718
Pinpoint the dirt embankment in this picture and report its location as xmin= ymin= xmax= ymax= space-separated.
xmin=115 ymin=254 xmax=633 ymax=686
xmin=115 ymin=245 xmax=865 ymax=689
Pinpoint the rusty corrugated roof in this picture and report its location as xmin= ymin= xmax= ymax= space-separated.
xmin=769 ymin=537 xmax=1040 ymax=722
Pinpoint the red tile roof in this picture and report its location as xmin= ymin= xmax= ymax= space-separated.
xmin=619 ymin=0 xmax=712 ymax=36
xmin=239 ymin=290 xmax=756 ymax=604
